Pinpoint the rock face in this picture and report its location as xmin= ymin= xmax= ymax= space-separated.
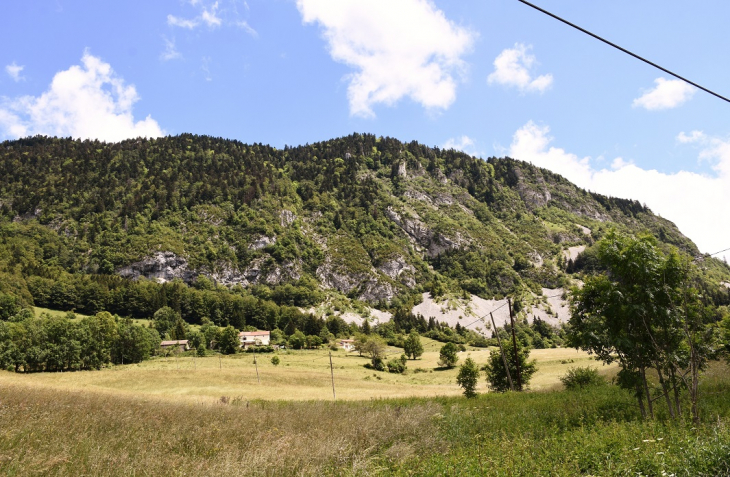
xmin=514 ymin=166 xmax=551 ymax=210
xmin=385 ymin=206 xmax=468 ymax=258
xmin=248 ymin=235 xmax=276 ymax=250
xmin=117 ymin=252 xmax=194 ymax=283
xmin=377 ymin=257 xmax=416 ymax=288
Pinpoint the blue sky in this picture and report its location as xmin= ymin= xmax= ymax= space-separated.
xmin=1 ymin=0 xmax=729 ymax=257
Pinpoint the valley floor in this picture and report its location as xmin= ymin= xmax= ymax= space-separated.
xmin=0 ymin=344 xmax=607 ymax=403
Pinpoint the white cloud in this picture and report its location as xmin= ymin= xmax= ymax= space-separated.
xmin=167 ymin=0 xmax=255 ymax=34
xmin=167 ymin=14 xmax=199 ymax=29
xmin=677 ymin=130 xmax=705 ymax=144
xmin=5 ymin=62 xmax=25 ymax=82
xmin=508 ymin=121 xmax=730 ymax=254
xmin=633 ymin=77 xmax=695 ymax=110
xmin=201 ymin=1 xmax=222 ymax=27
xmin=296 ymin=0 xmax=475 ymax=118
xmin=442 ymin=135 xmax=476 ymax=155
xmin=0 ymin=52 xmax=164 ymax=142
xmin=488 ymin=44 xmax=553 ymax=94
xmin=160 ymin=37 xmax=182 ymax=61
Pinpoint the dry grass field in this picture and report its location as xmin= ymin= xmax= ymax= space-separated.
xmin=0 ymin=340 xmax=615 ymax=404
xmin=0 ymin=344 xmax=726 ymax=476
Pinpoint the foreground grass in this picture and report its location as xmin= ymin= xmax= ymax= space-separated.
xmin=1 ymin=362 xmax=728 ymax=475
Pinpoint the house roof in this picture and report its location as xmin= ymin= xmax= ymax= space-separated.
xmin=161 ymin=340 xmax=189 ymax=346
xmin=340 ymin=339 xmax=355 ymax=343
xmin=238 ymin=331 xmax=270 ymax=337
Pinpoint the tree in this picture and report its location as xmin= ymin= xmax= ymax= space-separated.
xmin=568 ymin=231 xmax=715 ymax=421
xmin=457 ymin=357 xmax=480 ymax=398
xmin=218 ymin=326 xmax=239 ymax=355
xmin=403 ymin=331 xmax=424 ymax=360
xmin=153 ymin=306 xmax=181 ymax=339
xmin=438 ymin=342 xmax=459 ymax=368
xmin=361 ymin=335 xmax=387 ymax=360
xmin=484 ymin=340 xmax=537 ymax=392
xmin=288 ymin=330 xmax=306 ymax=349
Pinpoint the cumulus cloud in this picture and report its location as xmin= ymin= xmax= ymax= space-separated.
xmin=442 ymin=135 xmax=477 ymax=155
xmin=0 ymin=52 xmax=164 ymax=142
xmin=296 ymin=0 xmax=475 ymax=118
xmin=508 ymin=121 xmax=730 ymax=254
xmin=5 ymin=62 xmax=25 ymax=82
xmin=488 ymin=44 xmax=553 ymax=94
xmin=633 ymin=77 xmax=695 ymax=110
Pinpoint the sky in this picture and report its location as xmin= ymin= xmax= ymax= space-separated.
xmin=1 ymin=0 xmax=729 ymax=258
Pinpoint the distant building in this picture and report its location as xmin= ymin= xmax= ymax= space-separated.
xmin=160 ymin=340 xmax=189 ymax=352
xmin=339 ymin=339 xmax=355 ymax=352
xmin=239 ymin=331 xmax=271 ymax=349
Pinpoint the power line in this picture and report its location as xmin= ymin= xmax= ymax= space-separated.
xmin=517 ymin=0 xmax=730 ymax=105
xmin=707 ymin=247 xmax=730 ymax=257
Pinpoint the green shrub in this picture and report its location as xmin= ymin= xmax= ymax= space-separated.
xmin=560 ymin=366 xmax=605 ymax=390
xmin=270 ymin=355 xmax=280 ymax=366
xmin=387 ymin=354 xmax=408 ymax=374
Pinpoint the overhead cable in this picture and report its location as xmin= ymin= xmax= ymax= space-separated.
xmin=517 ymin=0 xmax=730 ymax=105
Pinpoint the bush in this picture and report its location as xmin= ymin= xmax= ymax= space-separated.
xmin=560 ymin=366 xmax=605 ymax=390
xmin=366 ymin=357 xmax=386 ymax=371
xmin=483 ymin=340 xmax=537 ymax=392
xmin=438 ymin=342 xmax=459 ymax=368
xmin=456 ymin=357 xmax=480 ymax=398
xmin=271 ymin=355 xmax=280 ymax=366
xmin=245 ymin=345 xmax=274 ymax=353
xmin=387 ymin=354 xmax=408 ymax=374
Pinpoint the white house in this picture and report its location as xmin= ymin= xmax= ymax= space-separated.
xmin=339 ymin=339 xmax=355 ymax=352
xmin=239 ymin=331 xmax=271 ymax=349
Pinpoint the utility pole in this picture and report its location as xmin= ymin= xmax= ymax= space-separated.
xmin=507 ymin=298 xmax=523 ymax=391
xmin=329 ymin=351 xmax=336 ymax=401
xmin=254 ymin=352 xmax=260 ymax=384
xmin=490 ymin=312 xmax=514 ymax=392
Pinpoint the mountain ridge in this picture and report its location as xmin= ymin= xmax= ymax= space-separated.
xmin=1 ymin=133 xmax=725 ymax=322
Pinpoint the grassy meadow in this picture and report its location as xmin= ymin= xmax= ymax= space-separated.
xmin=1 ymin=344 xmax=728 ymax=476
xmin=0 ymin=339 xmax=609 ymax=403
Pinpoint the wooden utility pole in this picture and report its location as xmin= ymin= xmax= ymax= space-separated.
xmin=507 ymin=298 xmax=523 ymax=391
xmin=254 ymin=353 xmax=260 ymax=384
xmin=329 ymin=352 xmax=336 ymax=401
xmin=490 ymin=312 xmax=514 ymax=392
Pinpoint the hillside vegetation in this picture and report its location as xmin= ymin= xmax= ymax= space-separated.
xmin=2 ymin=133 xmax=726 ymax=325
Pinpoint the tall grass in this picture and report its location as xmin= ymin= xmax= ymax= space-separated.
xmin=0 ymin=383 xmax=441 ymax=476
xmin=1 ymin=361 xmax=728 ymax=476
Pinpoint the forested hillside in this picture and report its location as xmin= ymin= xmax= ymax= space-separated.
xmin=1 ymin=133 xmax=728 ymax=326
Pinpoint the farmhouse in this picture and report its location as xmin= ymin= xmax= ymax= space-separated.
xmin=339 ymin=339 xmax=355 ymax=352
xmin=239 ymin=330 xmax=271 ymax=349
xmin=160 ymin=340 xmax=189 ymax=352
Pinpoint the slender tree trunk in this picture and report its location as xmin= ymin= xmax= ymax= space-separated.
xmin=690 ymin=340 xmax=700 ymax=425
xmin=641 ymin=367 xmax=654 ymax=419
xmin=669 ymin=366 xmax=681 ymax=417
xmin=657 ymin=367 xmax=676 ymax=419
xmin=635 ymin=381 xmax=647 ymax=419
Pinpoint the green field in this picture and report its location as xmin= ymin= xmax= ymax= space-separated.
xmin=1 ymin=346 xmax=728 ymax=476
xmin=0 ymin=341 xmax=610 ymax=403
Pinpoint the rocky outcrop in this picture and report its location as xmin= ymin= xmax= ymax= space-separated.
xmin=514 ymin=166 xmax=551 ymax=210
xmin=117 ymin=252 xmax=195 ymax=283
xmin=248 ymin=235 xmax=276 ymax=250
xmin=385 ymin=207 xmax=469 ymax=258
xmin=377 ymin=257 xmax=416 ymax=288
xmin=280 ymin=210 xmax=296 ymax=227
